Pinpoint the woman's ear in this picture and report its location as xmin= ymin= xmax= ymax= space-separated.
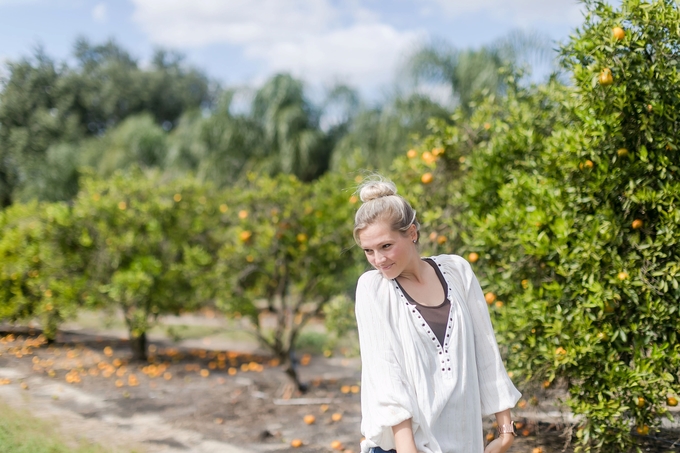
xmin=408 ymin=224 xmax=418 ymax=243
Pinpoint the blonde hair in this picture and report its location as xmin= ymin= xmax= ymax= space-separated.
xmin=353 ymin=176 xmax=420 ymax=245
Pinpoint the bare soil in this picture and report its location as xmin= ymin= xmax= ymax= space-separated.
xmin=0 ymin=324 xmax=678 ymax=453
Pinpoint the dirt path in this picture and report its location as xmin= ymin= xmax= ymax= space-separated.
xmin=0 ymin=365 xmax=252 ymax=453
xmin=0 ymin=327 xmax=366 ymax=453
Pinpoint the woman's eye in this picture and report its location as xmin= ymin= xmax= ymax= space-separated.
xmin=382 ymin=244 xmax=391 ymax=249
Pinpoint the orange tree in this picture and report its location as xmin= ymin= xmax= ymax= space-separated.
xmin=0 ymin=201 xmax=86 ymax=340
xmin=406 ymin=0 xmax=680 ymax=450
xmin=71 ymin=168 xmax=222 ymax=360
xmin=211 ymin=171 xmax=362 ymax=390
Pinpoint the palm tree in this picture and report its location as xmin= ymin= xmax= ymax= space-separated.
xmin=330 ymin=92 xmax=451 ymax=171
xmin=403 ymin=30 xmax=557 ymax=115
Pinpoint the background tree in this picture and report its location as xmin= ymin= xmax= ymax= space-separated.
xmin=403 ymin=30 xmax=556 ymax=115
xmin=0 ymin=50 xmax=81 ymax=206
xmin=0 ymin=39 xmax=213 ymax=205
xmin=0 ymin=201 xmax=86 ymax=341
xmin=211 ymin=171 xmax=362 ymax=389
xmin=330 ymin=93 xmax=451 ymax=171
xmin=72 ymin=169 xmax=221 ymax=360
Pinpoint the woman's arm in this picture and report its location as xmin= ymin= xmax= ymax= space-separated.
xmin=484 ymin=409 xmax=514 ymax=453
xmin=355 ymin=274 xmax=418 ymax=448
xmin=392 ymin=419 xmax=419 ymax=453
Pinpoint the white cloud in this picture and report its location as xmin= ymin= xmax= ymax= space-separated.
xmin=131 ymin=0 xmax=338 ymax=48
xmin=130 ymin=0 xmax=423 ymax=89
xmin=250 ymin=23 xmax=422 ymax=88
xmin=92 ymin=3 xmax=107 ymax=23
xmin=427 ymin=0 xmax=583 ymax=26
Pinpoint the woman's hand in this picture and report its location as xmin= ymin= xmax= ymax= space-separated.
xmin=483 ymin=433 xmax=514 ymax=453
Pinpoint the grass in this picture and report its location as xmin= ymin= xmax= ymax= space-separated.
xmin=0 ymin=401 xmax=126 ymax=453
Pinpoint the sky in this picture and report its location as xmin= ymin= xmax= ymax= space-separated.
xmin=0 ymin=0 xmax=585 ymax=97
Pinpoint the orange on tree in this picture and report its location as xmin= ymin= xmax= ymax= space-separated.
xmin=612 ymin=26 xmax=625 ymax=40
xmin=617 ymin=148 xmax=628 ymax=156
xmin=407 ymin=149 xmax=418 ymax=159
xmin=484 ymin=292 xmax=496 ymax=304
xmin=636 ymin=425 xmax=649 ymax=436
xmin=422 ymin=151 xmax=436 ymax=164
xmin=617 ymin=271 xmax=629 ymax=280
xmin=467 ymin=252 xmax=479 ymax=263
xmin=599 ymin=68 xmax=614 ymax=86
xmin=667 ymin=396 xmax=678 ymax=407
xmin=632 ymin=219 xmax=643 ymax=229
xmin=637 ymin=396 xmax=645 ymax=407
xmin=421 ymin=172 xmax=434 ymax=184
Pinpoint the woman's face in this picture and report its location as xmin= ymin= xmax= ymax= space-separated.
xmin=358 ymin=220 xmax=417 ymax=279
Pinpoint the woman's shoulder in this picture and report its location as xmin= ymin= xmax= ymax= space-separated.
xmin=429 ymin=254 xmax=476 ymax=284
xmin=357 ymin=269 xmax=386 ymax=292
xmin=429 ymin=253 xmax=472 ymax=271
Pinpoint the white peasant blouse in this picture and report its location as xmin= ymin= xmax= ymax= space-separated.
xmin=355 ymin=254 xmax=521 ymax=453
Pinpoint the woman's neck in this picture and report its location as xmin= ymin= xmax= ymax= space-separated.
xmin=397 ymin=254 xmax=430 ymax=284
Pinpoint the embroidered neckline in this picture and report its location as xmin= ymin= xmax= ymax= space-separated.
xmin=394 ymin=258 xmax=449 ymax=308
xmin=391 ymin=256 xmax=456 ymax=376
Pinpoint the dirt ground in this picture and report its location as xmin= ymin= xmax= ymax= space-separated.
xmin=0 ymin=323 xmax=678 ymax=453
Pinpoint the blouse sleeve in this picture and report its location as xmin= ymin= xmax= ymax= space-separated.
xmin=355 ymin=272 xmax=419 ymax=448
xmin=459 ymin=257 xmax=522 ymax=416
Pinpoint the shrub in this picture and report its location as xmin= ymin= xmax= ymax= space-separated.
xmin=211 ymin=171 xmax=362 ymax=389
xmin=0 ymin=201 xmax=85 ymax=340
xmin=71 ymin=168 xmax=221 ymax=360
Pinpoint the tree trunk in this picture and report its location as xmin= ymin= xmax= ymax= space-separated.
xmin=283 ymin=349 xmax=309 ymax=393
xmin=130 ymin=331 xmax=147 ymax=361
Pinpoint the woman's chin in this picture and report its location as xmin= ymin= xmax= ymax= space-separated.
xmin=378 ymin=266 xmax=397 ymax=278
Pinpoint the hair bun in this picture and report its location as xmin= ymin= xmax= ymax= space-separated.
xmin=359 ymin=180 xmax=397 ymax=203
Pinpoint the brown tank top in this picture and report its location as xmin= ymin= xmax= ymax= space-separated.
xmin=396 ymin=258 xmax=450 ymax=347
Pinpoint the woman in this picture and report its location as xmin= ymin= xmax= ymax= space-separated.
xmin=353 ymin=177 xmax=521 ymax=453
